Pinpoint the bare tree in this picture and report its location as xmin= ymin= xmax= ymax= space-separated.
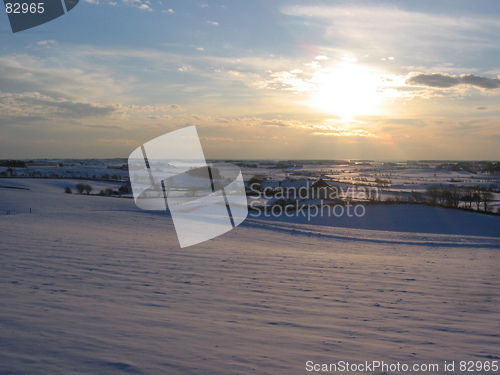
xmin=480 ymin=191 xmax=494 ymax=212
xmin=426 ymin=184 xmax=442 ymax=205
xmin=443 ymin=185 xmax=461 ymax=208
xmin=248 ymin=175 xmax=267 ymax=193
xmin=84 ymin=184 xmax=92 ymax=195
xmin=75 ymin=183 xmax=85 ymax=195
xmin=472 ymin=185 xmax=482 ymax=210
xmin=118 ymin=183 xmax=132 ymax=195
xmin=410 ymin=190 xmax=426 ymax=203
xmin=462 ymin=186 xmax=474 ymax=209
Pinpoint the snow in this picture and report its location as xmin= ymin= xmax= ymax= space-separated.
xmin=248 ymin=204 xmax=500 ymax=238
xmin=0 ymin=178 xmax=499 ymax=374
xmin=241 ymin=161 xmax=500 ymax=212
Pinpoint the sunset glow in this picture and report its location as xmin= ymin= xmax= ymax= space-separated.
xmin=0 ymin=1 xmax=499 ymax=160
xmin=310 ymin=62 xmax=387 ymax=119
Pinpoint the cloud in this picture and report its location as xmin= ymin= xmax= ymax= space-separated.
xmin=406 ymin=73 xmax=500 ymax=89
xmin=200 ymin=136 xmax=233 ymax=142
xmin=281 ymin=4 xmax=500 ymax=70
xmin=460 ymin=74 xmax=500 ymax=89
xmin=124 ymin=104 xmax=182 ymax=113
xmin=36 ymin=40 xmax=56 ymax=46
xmin=145 ymin=115 xmax=172 ymax=120
xmin=85 ymin=124 xmax=123 ymax=129
xmin=312 ymin=128 xmax=377 ymax=137
xmin=260 ymin=69 xmax=315 ymax=93
xmin=0 ymin=54 xmax=126 ymax=101
xmin=138 ymin=4 xmax=151 ymax=11
xmin=341 ymin=56 xmax=357 ymax=63
xmin=475 ymin=106 xmax=488 ymax=110
xmin=261 ymin=120 xmax=291 ymax=127
xmin=406 ymin=73 xmax=460 ymax=88
xmin=86 ymin=0 xmax=151 ymax=6
xmin=87 ymin=0 xmax=153 ymax=10
xmin=0 ymin=92 xmax=117 ymax=119
xmin=227 ymin=70 xmax=242 ymax=77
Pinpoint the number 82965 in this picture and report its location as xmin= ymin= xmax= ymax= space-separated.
xmin=5 ymin=2 xmax=45 ymax=14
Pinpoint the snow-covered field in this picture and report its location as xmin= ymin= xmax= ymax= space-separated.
xmin=0 ymin=179 xmax=499 ymax=374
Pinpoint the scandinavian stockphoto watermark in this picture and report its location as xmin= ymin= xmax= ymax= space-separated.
xmin=128 ymin=126 xmax=248 ymax=248
xmin=247 ymin=182 xmax=378 ymax=220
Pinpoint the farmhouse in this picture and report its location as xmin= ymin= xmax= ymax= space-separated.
xmin=309 ymin=177 xmax=340 ymax=200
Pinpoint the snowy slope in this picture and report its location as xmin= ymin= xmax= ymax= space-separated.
xmin=0 ymin=179 xmax=499 ymax=375
xmin=248 ymin=204 xmax=500 ymax=238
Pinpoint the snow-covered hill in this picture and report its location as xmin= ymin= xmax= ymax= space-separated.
xmin=0 ymin=179 xmax=498 ymax=374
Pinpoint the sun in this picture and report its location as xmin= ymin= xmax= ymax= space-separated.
xmin=310 ymin=62 xmax=385 ymax=119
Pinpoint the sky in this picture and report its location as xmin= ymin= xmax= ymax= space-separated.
xmin=0 ymin=0 xmax=499 ymax=160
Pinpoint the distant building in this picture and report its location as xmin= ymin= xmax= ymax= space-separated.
xmin=309 ymin=178 xmax=340 ymax=200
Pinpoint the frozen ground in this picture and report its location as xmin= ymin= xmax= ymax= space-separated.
xmin=3 ymin=159 xmax=499 ymax=211
xmin=0 ymin=179 xmax=499 ymax=374
xmin=248 ymin=204 xmax=500 ymax=238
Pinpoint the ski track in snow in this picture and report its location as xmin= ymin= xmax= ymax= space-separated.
xmin=0 ymin=179 xmax=499 ymax=374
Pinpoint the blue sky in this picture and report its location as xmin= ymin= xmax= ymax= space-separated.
xmin=1 ymin=0 xmax=499 ymax=159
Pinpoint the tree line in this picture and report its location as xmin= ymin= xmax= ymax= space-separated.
xmin=425 ymin=184 xmax=495 ymax=212
xmin=65 ymin=183 xmax=131 ymax=196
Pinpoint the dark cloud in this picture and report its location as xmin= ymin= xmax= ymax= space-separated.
xmin=406 ymin=73 xmax=500 ymax=89
xmin=407 ymin=73 xmax=459 ymax=88
xmin=475 ymin=106 xmax=488 ymax=110
xmin=460 ymin=74 xmax=500 ymax=89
